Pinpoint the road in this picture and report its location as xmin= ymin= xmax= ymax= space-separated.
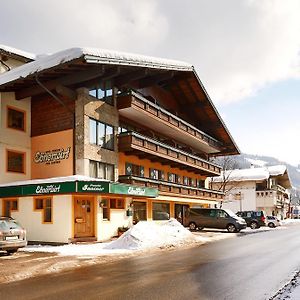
xmin=1 ymin=224 xmax=300 ymax=300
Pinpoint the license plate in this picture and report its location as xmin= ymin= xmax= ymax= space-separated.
xmin=6 ymin=236 xmax=18 ymax=241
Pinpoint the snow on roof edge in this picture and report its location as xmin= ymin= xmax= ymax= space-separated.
xmin=0 ymin=44 xmax=36 ymax=61
xmin=0 ymin=47 xmax=193 ymax=87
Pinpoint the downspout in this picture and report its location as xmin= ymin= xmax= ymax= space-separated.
xmin=34 ymin=75 xmax=76 ymax=175
xmin=0 ymin=59 xmax=11 ymax=71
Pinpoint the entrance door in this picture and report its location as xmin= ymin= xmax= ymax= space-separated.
xmin=175 ymin=204 xmax=189 ymax=226
xmin=74 ymin=197 xmax=95 ymax=238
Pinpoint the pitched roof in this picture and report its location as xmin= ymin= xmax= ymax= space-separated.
xmin=0 ymin=47 xmax=192 ymax=86
xmin=0 ymin=46 xmax=239 ymax=155
xmin=211 ymin=165 xmax=291 ymax=188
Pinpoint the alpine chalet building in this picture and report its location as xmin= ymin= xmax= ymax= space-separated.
xmin=0 ymin=46 xmax=239 ymax=242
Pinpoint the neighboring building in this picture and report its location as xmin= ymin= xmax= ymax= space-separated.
xmin=0 ymin=46 xmax=239 ymax=243
xmin=210 ymin=165 xmax=292 ymax=219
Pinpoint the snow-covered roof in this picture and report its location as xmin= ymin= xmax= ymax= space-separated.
xmin=0 ymin=47 xmax=193 ymax=87
xmin=211 ymin=165 xmax=290 ymax=185
xmin=0 ymin=44 xmax=36 ymax=61
xmin=268 ymin=165 xmax=287 ymax=176
xmin=0 ymin=175 xmax=108 ymax=188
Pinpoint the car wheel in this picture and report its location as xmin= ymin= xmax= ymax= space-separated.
xmin=7 ymin=249 xmax=17 ymax=255
xmin=250 ymin=222 xmax=259 ymax=229
xmin=189 ymin=222 xmax=197 ymax=231
xmin=268 ymin=222 xmax=275 ymax=228
xmin=227 ymin=224 xmax=237 ymax=233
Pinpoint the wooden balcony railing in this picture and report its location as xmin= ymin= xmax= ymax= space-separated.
xmin=118 ymin=131 xmax=221 ymax=176
xmin=119 ymin=175 xmax=224 ymax=201
xmin=117 ymin=90 xmax=222 ymax=154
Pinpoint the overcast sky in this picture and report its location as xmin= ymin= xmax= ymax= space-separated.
xmin=1 ymin=0 xmax=300 ymax=166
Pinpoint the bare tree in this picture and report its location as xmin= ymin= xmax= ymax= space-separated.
xmin=209 ymin=155 xmax=240 ymax=193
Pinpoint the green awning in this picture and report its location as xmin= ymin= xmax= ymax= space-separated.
xmin=0 ymin=180 xmax=158 ymax=198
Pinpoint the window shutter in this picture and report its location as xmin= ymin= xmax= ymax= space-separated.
xmin=177 ymin=175 xmax=181 ymax=184
xmin=150 ymin=168 xmax=155 ymax=179
xmin=168 ymin=173 xmax=172 ymax=182
xmin=140 ymin=166 xmax=144 ymax=177
xmin=161 ymin=171 xmax=165 ymax=181
xmin=125 ymin=163 xmax=132 ymax=175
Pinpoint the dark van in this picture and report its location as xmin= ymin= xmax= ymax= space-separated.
xmin=184 ymin=208 xmax=247 ymax=233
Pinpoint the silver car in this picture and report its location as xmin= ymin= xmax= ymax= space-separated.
xmin=0 ymin=217 xmax=27 ymax=254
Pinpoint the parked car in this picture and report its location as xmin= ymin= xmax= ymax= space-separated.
xmin=0 ymin=217 xmax=27 ymax=254
xmin=266 ymin=216 xmax=281 ymax=228
xmin=184 ymin=208 xmax=247 ymax=233
xmin=236 ymin=210 xmax=267 ymax=229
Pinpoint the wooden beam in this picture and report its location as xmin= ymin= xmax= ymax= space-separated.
xmin=55 ymin=85 xmax=77 ymax=100
xmin=15 ymin=66 xmax=105 ymax=100
xmin=114 ymin=69 xmax=149 ymax=87
xmin=138 ymin=71 xmax=175 ymax=89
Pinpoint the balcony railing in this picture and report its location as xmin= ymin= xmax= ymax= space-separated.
xmin=118 ymin=131 xmax=221 ymax=176
xmin=117 ymin=90 xmax=222 ymax=154
xmin=119 ymin=175 xmax=224 ymax=201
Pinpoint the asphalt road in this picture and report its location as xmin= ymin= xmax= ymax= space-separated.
xmin=1 ymin=224 xmax=300 ymax=300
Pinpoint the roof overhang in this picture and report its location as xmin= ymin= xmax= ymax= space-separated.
xmin=0 ymin=47 xmax=239 ymax=155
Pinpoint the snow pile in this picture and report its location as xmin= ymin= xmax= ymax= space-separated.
xmin=21 ymin=219 xmax=200 ymax=257
xmin=282 ymin=219 xmax=300 ymax=225
xmin=105 ymin=219 xmax=197 ymax=250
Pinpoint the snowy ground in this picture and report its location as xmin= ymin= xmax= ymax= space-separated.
xmin=20 ymin=218 xmax=296 ymax=258
xmin=1 ymin=218 xmax=299 ymax=285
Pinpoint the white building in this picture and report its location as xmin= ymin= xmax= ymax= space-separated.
xmin=210 ymin=165 xmax=291 ymax=219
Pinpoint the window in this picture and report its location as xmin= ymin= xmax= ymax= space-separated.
xmin=3 ymin=199 xmax=18 ymax=217
xmin=110 ymin=199 xmax=125 ymax=209
xmin=168 ymin=173 xmax=180 ymax=184
xmin=89 ymin=161 xmax=115 ymax=181
xmin=89 ymin=119 xmax=114 ymax=150
xmin=149 ymin=168 xmax=164 ymax=180
xmin=7 ymin=107 xmax=25 ymax=131
xmin=118 ymin=127 xmax=128 ymax=134
xmin=133 ymin=201 xmax=147 ymax=223
xmin=102 ymin=199 xmax=109 ymax=220
xmin=7 ymin=150 xmax=25 ymax=173
xmin=152 ymin=202 xmax=170 ymax=220
xmin=125 ymin=162 xmax=144 ymax=177
xmin=197 ymin=179 xmax=205 ymax=188
xmin=34 ymin=197 xmax=52 ymax=223
xmin=89 ymin=81 xmax=114 ymax=105
xmin=183 ymin=176 xmax=193 ymax=186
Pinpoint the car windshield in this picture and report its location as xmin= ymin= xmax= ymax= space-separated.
xmin=223 ymin=209 xmax=237 ymax=217
xmin=0 ymin=219 xmax=22 ymax=231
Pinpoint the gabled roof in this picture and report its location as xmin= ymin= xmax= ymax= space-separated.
xmin=0 ymin=46 xmax=239 ymax=155
xmin=0 ymin=44 xmax=36 ymax=62
xmin=211 ymin=165 xmax=292 ymax=189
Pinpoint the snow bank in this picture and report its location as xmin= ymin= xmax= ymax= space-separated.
xmin=22 ymin=219 xmax=199 ymax=257
xmin=105 ymin=219 xmax=197 ymax=250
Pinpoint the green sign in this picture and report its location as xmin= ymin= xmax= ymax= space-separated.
xmin=0 ymin=186 xmax=23 ymax=198
xmin=110 ymin=183 xmax=158 ymax=198
xmin=77 ymin=181 xmax=109 ymax=193
xmin=22 ymin=182 xmax=76 ymax=196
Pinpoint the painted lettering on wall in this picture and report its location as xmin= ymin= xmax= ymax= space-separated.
xmin=34 ymin=147 xmax=71 ymax=165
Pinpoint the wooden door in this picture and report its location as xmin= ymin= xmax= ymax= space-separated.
xmin=74 ymin=197 xmax=95 ymax=238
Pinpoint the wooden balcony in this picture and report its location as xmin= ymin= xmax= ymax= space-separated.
xmin=118 ymin=132 xmax=221 ymax=176
xmin=119 ymin=175 xmax=224 ymax=202
xmin=117 ymin=90 xmax=222 ymax=154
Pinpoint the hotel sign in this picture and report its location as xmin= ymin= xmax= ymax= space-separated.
xmin=23 ymin=182 xmax=76 ymax=195
xmin=110 ymin=183 xmax=158 ymax=197
xmin=34 ymin=147 xmax=71 ymax=165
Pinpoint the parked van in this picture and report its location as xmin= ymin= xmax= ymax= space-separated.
xmin=184 ymin=208 xmax=247 ymax=232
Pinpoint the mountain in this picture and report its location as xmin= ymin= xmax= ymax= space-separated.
xmin=229 ymin=153 xmax=300 ymax=189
